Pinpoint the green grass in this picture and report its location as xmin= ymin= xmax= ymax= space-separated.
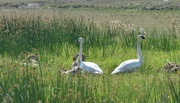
xmin=0 ymin=9 xmax=180 ymax=102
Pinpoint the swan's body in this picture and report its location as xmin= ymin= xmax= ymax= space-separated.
xmin=111 ymin=35 xmax=145 ymax=74
xmin=79 ymin=61 xmax=103 ymax=74
xmin=77 ymin=37 xmax=103 ymax=74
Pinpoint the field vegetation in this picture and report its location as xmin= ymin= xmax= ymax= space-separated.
xmin=0 ymin=0 xmax=180 ymax=102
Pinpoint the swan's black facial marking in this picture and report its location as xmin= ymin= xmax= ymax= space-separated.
xmin=140 ymin=35 xmax=145 ymax=39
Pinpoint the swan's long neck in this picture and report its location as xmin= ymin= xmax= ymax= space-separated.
xmin=137 ymin=38 xmax=144 ymax=64
xmin=79 ymin=41 xmax=83 ymax=62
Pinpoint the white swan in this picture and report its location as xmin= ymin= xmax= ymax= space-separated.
xmin=111 ymin=35 xmax=145 ymax=74
xmin=77 ymin=37 xmax=103 ymax=74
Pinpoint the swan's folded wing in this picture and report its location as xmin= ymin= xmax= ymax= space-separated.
xmin=111 ymin=59 xmax=141 ymax=74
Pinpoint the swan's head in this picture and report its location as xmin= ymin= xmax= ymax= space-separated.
xmin=137 ymin=35 xmax=145 ymax=43
xmin=138 ymin=35 xmax=145 ymax=40
xmin=78 ymin=37 xmax=84 ymax=43
xmin=138 ymin=28 xmax=146 ymax=40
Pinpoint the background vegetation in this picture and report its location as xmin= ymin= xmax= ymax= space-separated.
xmin=0 ymin=0 xmax=180 ymax=102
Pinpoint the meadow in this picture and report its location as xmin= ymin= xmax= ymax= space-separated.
xmin=0 ymin=0 xmax=180 ymax=102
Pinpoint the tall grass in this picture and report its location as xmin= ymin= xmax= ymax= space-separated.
xmin=0 ymin=12 xmax=180 ymax=102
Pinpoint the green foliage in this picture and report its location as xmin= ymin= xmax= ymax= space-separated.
xmin=0 ymin=13 xmax=180 ymax=102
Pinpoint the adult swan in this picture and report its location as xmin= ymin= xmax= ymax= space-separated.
xmin=111 ymin=35 xmax=145 ymax=74
xmin=77 ymin=37 xmax=103 ymax=74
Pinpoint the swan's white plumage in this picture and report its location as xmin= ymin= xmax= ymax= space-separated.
xmin=111 ymin=59 xmax=141 ymax=74
xmin=111 ymin=35 xmax=145 ymax=74
xmin=79 ymin=61 xmax=103 ymax=74
xmin=77 ymin=37 xmax=103 ymax=74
